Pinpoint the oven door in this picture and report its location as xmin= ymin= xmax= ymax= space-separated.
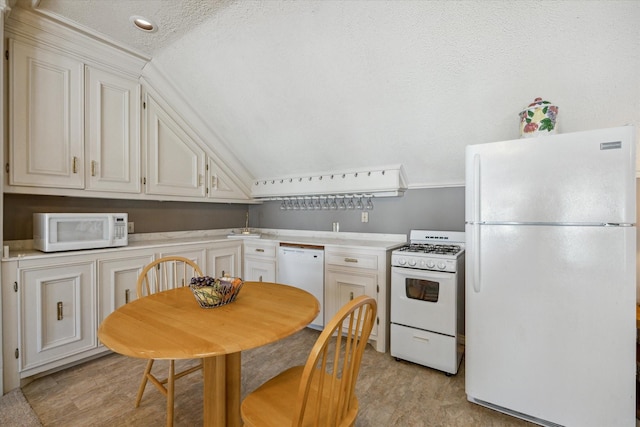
xmin=391 ymin=266 xmax=457 ymax=336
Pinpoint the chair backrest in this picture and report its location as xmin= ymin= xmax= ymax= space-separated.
xmin=292 ymin=295 xmax=377 ymax=427
xmin=136 ymin=256 xmax=203 ymax=298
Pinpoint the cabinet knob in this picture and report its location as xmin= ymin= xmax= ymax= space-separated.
xmin=57 ymin=301 xmax=63 ymax=320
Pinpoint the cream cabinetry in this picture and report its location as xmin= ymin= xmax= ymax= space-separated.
xmin=144 ymin=94 xmax=207 ymax=198
xmin=96 ymin=252 xmax=155 ymax=330
xmin=143 ymin=92 xmax=249 ymax=201
xmin=8 ymin=38 xmax=84 ymax=189
xmin=1 ymin=238 xmax=242 ymax=390
xmin=16 ymin=257 xmax=97 ymax=377
xmin=85 ymin=66 xmax=141 ymax=193
xmin=206 ymin=240 xmax=242 ymax=278
xmin=6 ymin=34 xmax=249 ymax=203
xmin=243 ymin=240 xmax=277 ymax=282
xmin=324 ymin=247 xmax=391 ymax=352
xmin=208 ymin=158 xmax=249 ymax=200
xmin=8 ymin=39 xmax=141 ymax=193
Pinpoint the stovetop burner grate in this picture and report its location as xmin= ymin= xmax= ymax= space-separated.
xmin=397 ymin=243 xmax=462 ymax=256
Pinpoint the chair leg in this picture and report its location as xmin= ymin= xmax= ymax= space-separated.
xmin=135 ymin=359 xmax=155 ymax=407
xmin=166 ymin=360 xmax=175 ymax=427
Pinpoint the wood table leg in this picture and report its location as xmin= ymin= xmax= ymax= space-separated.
xmin=203 ymin=356 xmax=226 ymax=426
xmin=225 ymin=352 xmax=242 ymax=427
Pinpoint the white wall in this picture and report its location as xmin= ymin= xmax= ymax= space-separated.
xmin=151 ymin=1 xmax=640 ymax=188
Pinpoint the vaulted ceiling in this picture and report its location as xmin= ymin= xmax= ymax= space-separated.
xmin=10 ymin=0 xmax=640 ymax=190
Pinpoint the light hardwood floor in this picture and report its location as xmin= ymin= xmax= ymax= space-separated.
xmin=22 ymin=328 xmax=533 ymax=426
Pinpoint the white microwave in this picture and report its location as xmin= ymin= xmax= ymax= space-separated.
xmin=33 ymin=213 xmax=128 ymax=252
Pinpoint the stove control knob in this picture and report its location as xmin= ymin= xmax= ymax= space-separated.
xmin=408 ymin=259 xmax=417 ymax=267
xmin=437 ymin=262 xmax=446 ymax=270
xmin=398 ymin=258 xmax=407 ymax=266
xmin=426 ymin=261 xmax=435 ymax=269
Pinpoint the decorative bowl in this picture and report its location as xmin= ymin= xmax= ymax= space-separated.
xmin=519 ymin=97 xmax=559 ymax=138
xmin=189 ymin=276 xmax=244 ymax=308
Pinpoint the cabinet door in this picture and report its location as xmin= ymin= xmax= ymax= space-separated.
xmin=97 ymin=254 xmax=154 ymax=330
xmin=244 ymin=258 xmax=276 ymax=283
xmin=86 ymin=66 xmax=141 ymax=193
xmin=9 ymin=39 xmax=84 ymax=188
xmin=145 ymin=94 xmax=206 ymax=198
xmin=207 ymin=242 xmax=241 ymax=278
xmin=157 ymin=247 xmax=206 ymax=288
xmin=208 ymin=158 xmax=249 ymax=200
xmin=325 ymin=268 xmax=378 ymax=338
xmin=19 ymin=261 xmax=96 ymax=373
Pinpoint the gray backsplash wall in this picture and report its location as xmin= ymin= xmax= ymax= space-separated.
xmin=4 ymin=188 xmax=465 ymax=241
xmin=248 ymin=187 xmax=465 ymax=237
xmin=3 ymin=194 xmax=249 ymax=240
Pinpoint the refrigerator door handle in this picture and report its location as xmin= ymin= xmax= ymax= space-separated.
xmin=472 ymin=225 xmax=481 ymax=292
xmin=472 ymin=153 xmax=481 ymax=292
xmin=473 ymin=153 xmax=481 ymax=223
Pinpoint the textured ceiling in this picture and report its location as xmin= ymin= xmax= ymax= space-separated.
xmin=9 ymin=1 xmax=640 ymax=189
xmin=14 ymin=0 xmax=232 ymax=57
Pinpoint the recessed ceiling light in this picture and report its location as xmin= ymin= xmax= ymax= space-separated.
xmin=130 ymin=15 xmax=158 ymax=33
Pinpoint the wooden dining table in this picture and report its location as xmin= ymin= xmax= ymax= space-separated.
xmin=98 ymin=281 xmax=320 ymax=427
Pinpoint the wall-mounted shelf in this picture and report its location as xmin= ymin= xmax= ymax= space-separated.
xmin=251 ymin=165 xmax=407 ymax=199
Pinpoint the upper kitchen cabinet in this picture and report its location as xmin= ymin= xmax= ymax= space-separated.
xmin=142 ymin=87 xmax=250 ymax=201
xmin=7 ymin=37 xmax=141 ymax=194
xmin=85 ymin=66 xmax=141 ymax=193
xmin=208 ymin=157 xmax=250 ymax=200
xmin=144 ymin=93 xmax=207 ymax=198
xmin=8 ymin=39 xmax=85 ymax=189
xmin=5 ymin=8 xmax=252 ymax=203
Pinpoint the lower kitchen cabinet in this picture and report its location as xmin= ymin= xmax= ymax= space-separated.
xmin=97 ymin=252 xmax=155 ymax=330
xmin=1 ymin=238 xmax=244 ymax=391
xmin=324 ymin=247 xmax=392 ymax=353
xmin=18 ymin=258 xmax=97 ymax=377
xmin=157 ymin=245 xmax=207 ymax=288
xmin=243 ymin=240 xmax=277 ymax=282
xmin=206 ymin=240 xmax=242 ymax=278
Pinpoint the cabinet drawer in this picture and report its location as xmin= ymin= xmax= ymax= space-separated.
xmin=325 ymin=252 xmax=377 ymax=270
xmin=244 ymin=241 xmax=276 ymax=258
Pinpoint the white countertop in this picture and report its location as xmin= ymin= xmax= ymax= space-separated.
xmin=3 ymin=228 xmax=406 ymax=260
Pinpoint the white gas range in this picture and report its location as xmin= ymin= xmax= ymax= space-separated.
xmin=390 ymin=230 xmax=465 ymax=375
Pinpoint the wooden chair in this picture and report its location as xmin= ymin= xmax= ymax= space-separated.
xmin=241 ymin=295 xmax=377 ymax=427
xmin=134 ymin=256 xmax=204 ymax=427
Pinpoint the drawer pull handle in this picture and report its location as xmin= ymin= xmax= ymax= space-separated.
xmin=255 ymin=248 xmax=265 ymax=253
xmin=413 ymin=335 xmax=429 ymax=342
xmin=91 ymin=160 xmax=97 ymax=176
xmin=212 ymin=174 xmax=218 ymax=190
xmin=125 ymin=289 xmax=130 ymax=304
xmin=57 ymin=301 xmax=63 ymax=320
xmin=259 ymin=275 xmax=263 ymax=282
xmin=72 ymin=156 xmax=78 ymax=174
xmin=344 ymin=258 xmax=358 ymax=263
xmin=349 ymin=291 xmax=354 ymax=300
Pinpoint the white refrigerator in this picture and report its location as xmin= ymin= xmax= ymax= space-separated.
xmin=465 ymin=126 xmax=637 ymax=427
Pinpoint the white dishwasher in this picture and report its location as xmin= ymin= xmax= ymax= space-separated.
xmin=277 ymin=243 xmax=324 ymax=329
